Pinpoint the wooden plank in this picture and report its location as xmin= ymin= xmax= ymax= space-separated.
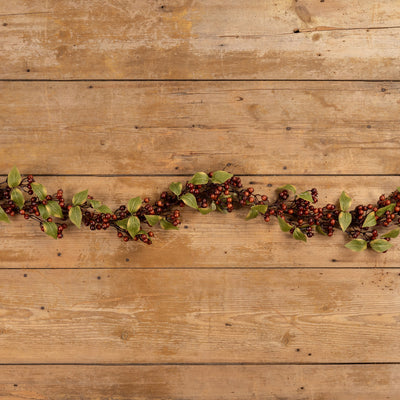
xmin=0 ymin=0 xmax=399 ymax=79
xmin=0 ymin=268 xmax=398 ymax=363
xmin=1 ymin=175 xmax=400 ymax=268
xmin=1 ymin=81 xmax=400 ymax=175
xmin=1 ymin=364 xmax=399 ymax=400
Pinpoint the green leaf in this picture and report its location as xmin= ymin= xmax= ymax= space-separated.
xmin=43 ymin=221 xmax=58 ymax=239
xmin=316 ymin=225 xmax=327 ymax=236
xmin=127 ymin=215 xmax=141 ymax=238
xmin=370 ymin=239 xmax=393 ymax=253
xmin=211 ymin=201 xmax=217 ymax=211
xmin=116 ymin=217 xmax=129 ymax=230
xmin=169 ymin=182 xmax=183 ymax=197
xmin=381 ymin=229 xmax=400 ymax=239
xmin=180 ymin=193 xmax=198 ymax=209
xmin=339 ymin=191 xmax=352 ymax=212
xmin=362 ymin=212 xmax=377 ymax=228
xmin=245 ymin=208 xmax=258 ymax=220
xmin=96 ymin=205 xmax=111 ymax=214
xmin=339 ymin=211 xmax=352 ymax=232
xmin=90 ymin=200 xmax=102 ymax=209
xmin=376 ymin=203 xmax=395 ymax=217
xmin=128 ymin=197 xmax=142 ymax=214
xmin=293 ymin=228 xmax=307 ymax=242
xmin=277 ymin=216 xmax=292 ymax=232
xmin=31 ymin=182 xmax=47 ymax=201
xmin=72 ymin=189 xmax=88 ymax=206
xmin=7 ymin=166 xmax=21 ymax=188
xmin=211 ymin=171 xmax=233 ymax=184
xmin=38 ymin=204 xmax=50 ymax=220
xmin=246 ymin=204 xmax=268 ymax=220
xmin=198 ymin=208 xmax=213 ymax=215
xmin=69 ymin=206 xmax=82 ymax=228
xmin=298 ymin=191 xmax=313 ymax=203
xmin=0 ymin=206 xmax=10 ymax=223
xmin=145 ymin=215 xmax=162 ymax=226
xmin=11 ymin=188 xmax=24 ymax=209
xmin=189 ymin=172 xmax=209 ymax=185
xmin=46 ymin=200 xmax=63 ymax=218
xmin=277 ymin=184 xmax=296 ymax=194
xmin=345 ymin=239 xmax=367 ymax=252
xmin=160 ymin=218 xmax=179 ymax=230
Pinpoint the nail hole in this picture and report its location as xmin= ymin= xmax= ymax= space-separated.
xmin=23 ymin=274 xmax=27 ymax=277
xmin=3 ymin=23 xmax=8 ymax=26
xmin=293 ymin=29 xmax=300 ymax=33
xmin=283 ymin=166 xmax=287 ymax=170
xmin=331 ymin=259 xmax=337 ymax=262
xmin=40 ymin=306 xmax=45 ymax=310
xmin=88 ymin=85 xmax=93 ymax=89
xmin=367 ymin=125 xmax=371 ymax=129
xmin=286 ymin=127 xmax=291 ymax=131
xmin=381 ymin=88 xmax=386 ymax=92
xmin=125 ymin=258 xmax=130 ymax=262
xmin=97 ymin=276 xmax=101 ymax=280
xmin=26 ymin=69 xmax=30 ymax=72
xmin=57 ymin=252 xmax=62 ymax=257
xmin=296 ymin=348 xmax=300 ymax=352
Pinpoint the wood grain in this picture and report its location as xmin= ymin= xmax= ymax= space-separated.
xmin=1 ymin=176 xmax=400 ymax=268
xmin=1 ymin=81 xmax=400 ymax=175
xmin=0 ymin=268 xmax=398 ymax=363
xmin=0 ymin=0 xmax=399 ymax=79
xmin=1 ymin=364 xmax=399 ymax=400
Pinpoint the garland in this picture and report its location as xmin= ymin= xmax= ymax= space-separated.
xmin=1 ymin=166 xmax=399 ymax=253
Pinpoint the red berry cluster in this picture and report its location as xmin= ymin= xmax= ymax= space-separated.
xmin=1 ymin=168 xmax=399 ymax=253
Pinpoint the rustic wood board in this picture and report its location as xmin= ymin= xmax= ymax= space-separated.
xmin=1 ymin=81 xmax=400 ymax=175
xmin=1 ymin=175 xmax=399 ymax=268
xmin=0 ymin=364 xmax=399 ymax=400
xmin=0 ymin=0 xmax=399 ymax=79
xmin=0 ymin=268 xmax=398 ymax=363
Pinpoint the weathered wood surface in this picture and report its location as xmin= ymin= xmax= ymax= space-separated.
xmin=0 ymin=0 xmax=400 ymax=79
xmin=0 ymin=269 xmax=398 ymax=363
xmin=1 ymin=175 xmax=399 ymax=268
xmin=1 ymin=364 xmax=399 ymax=400
xmin=1 ymin=81 xmax=400 ymax=176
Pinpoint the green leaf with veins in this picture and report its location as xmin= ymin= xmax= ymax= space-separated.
xmin=72 ymin=189 xmax=88 ymax=206
xmin=0 ymin=206 xmax=10 ymax=223
xmin=7 ymin=166 xmax=21 ymax=188
xmin=169 ymin=182 xmax=182 ymax=197
xmin=11 ymin=188 xmax=24 ymax=209
xmin=211 ymin=171 xmax=233 ymax=184
xmin=298 ymin=191 xmax=313 ymax=203
xmin=339 ymin=191 xmax=352 ymax=212
xmin=43 ymin=221 xmax=58 ymax=239
xmin=69 ymin=206 xmax=82 ymax=228
xmin=362 ymin=212 xmax=377 ymax=228
xmin=160 ymin=218 xmax=179 ymax=230
xmin=189 ymin=172 xmax=209 ymax=185
xmin=31 ymin=182 xmax=47 ymax=201
xmin=345 ymin=239 xmax=367 ymax=252
xmin=277 ymin=184 xmax=296 ymax=194
xmin=180 ymin=193 xmax=198 ymax=209
xmin=381 ymin=229 xmax=400 ymax=239
xmin=370 ymin=239 xmax=392 ymax=253
xmin=339 ymin=211 xmax=352 ymax=232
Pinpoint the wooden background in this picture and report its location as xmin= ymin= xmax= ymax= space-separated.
xmin=1 ymin=0 xmax=400 ymax=398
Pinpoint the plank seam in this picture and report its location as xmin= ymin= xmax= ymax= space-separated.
xmin=0 ymin=79 xmax=400 ymax=83
xmin=0 ymin=362 xmax=399 ymax=366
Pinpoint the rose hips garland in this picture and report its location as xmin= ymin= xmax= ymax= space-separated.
xmin=0 ymin=166 xmax=399 ymax=253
